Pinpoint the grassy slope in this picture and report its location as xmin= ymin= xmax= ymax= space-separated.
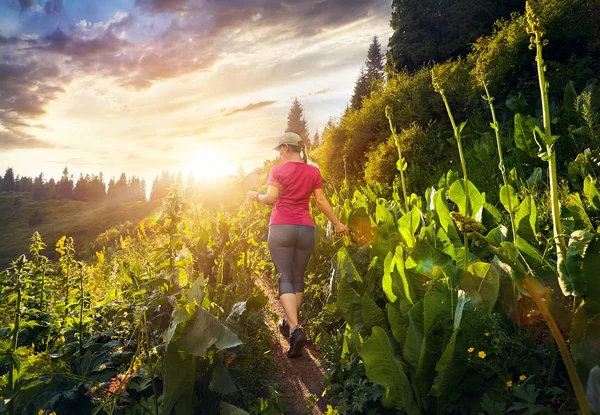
xmin=0 ymin=192 xmax=160 ymax=268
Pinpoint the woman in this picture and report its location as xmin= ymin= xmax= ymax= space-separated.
xmin=247 ymin=131 xmax=349 ymax=358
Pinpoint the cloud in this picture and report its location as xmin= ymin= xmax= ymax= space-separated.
xmin=36 ymin=25 xmax=131 ymax=58
xmin=0 ymin=61 xmax=65 ymax=133
xmin=43 ymin=0 xmax=63 ymax=14
xmin=224 ymin=101 xmax=277 ymax=116
xmin=136 ymin=0 xmax=193 ymax=13
xmin=303 ymin=88 xmax=333 ymax=97
xmin=18 ymin=0 xmax=38 ymax=13
xmin=0 ymin=130 xmax=57 ymax=150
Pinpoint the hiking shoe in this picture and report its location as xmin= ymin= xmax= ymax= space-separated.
xmin=278 ymin=318 xmax=290 ymax=338
xmin=287 ymin=327 xmax=307 ymax=358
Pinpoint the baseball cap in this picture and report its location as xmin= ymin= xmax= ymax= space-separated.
xmin=273 ymin=131 xmax=302 ymax=150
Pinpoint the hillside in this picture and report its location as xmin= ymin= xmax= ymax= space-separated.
xmin=0 ymin=192 xmax=160 ymax=268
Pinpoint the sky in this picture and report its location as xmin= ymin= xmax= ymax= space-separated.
xmin=0 ymin=0 xmax=393 ymax=186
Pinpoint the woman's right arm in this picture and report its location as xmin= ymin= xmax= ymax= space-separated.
xmin=313 ymin=188 xmax=349 ymax=235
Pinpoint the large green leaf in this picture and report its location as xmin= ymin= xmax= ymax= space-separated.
xmin=558 ymin=230 xmax=595 ymax=296
xmin=570 ymin=303 xmax=600 ymax=384
xmin=163 ymin=344 xmax=195 ymax=415
xmin=499 ymin=184 xmax=519 ymax=215
xmin=406 ymin=240 xmax=453 ymax=278
xmin=389 ymin=245 xmax=417 ymax=305
xmin=362 ymin=292 xmax=388 ymax=332
xmin=332 ymin=247 xmax=363 ymax=283
xmin=459 ymin=262 xmax=500 ymax=311
xmin=376 ymin=199 xmax=395 ymax=225
xmin=584 ymin=175 xmax=600 ymax=211
xmin=360 ymin=327 xmax=418 ymax=413
xmin=433 ymin=190 xmax=462 ymax=247
xmin=179 ymin=309 xmax=242 ymax=356
xmin=415 ymin=291 xmax=451 ymax=409
xmin=448 ymin=179 xmax=483 ymax=218
xmin=403 ymin=300 xmax=424 ymax=373
xmin=371 ymin=222 xmax=401 ymax=268
xmin=337 ymin=275 xmax=364 ymax=331
xmin=436 ymin=227 xmax=457 ymax=261
xmin=387 ymin=300 xmax=410 ymax=348
xmin=398 ymin=206 xmax=421 ymax=249
xmin=187 ymin=276 xmax=206 ymax=305
xmin=430 ymin=328 xmax=459 ymax=398
xmin=209 ymin=359 xmax=238 ymax=395
xmin=514 ymin=113 xmax=539 ymax=158
xmin=564 ymin=193 xmax=594 ymax=232
xmin=382 ymin=251 xmax=398 ymax=303
xmin=514 ymin=196 xmax=537 ymax=240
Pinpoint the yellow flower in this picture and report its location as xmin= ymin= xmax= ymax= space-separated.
xmin=519 ymin=375 xmax=527 ymax=381
xmin=506 ymin=381 xmax=513 ymax=387
xmin=468 ymin=347 xmax=474 ymax=353
xmin=478 ymin=351 xmax=486 ymax=359
xmin=484 ymin=332 xmax=489 ymax=337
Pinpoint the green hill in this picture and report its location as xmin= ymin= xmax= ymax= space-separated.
xmin=0 ymin=192 xmax=160 ymax=268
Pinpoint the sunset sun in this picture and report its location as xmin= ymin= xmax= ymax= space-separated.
xmin=185 ymin=150 xmax=232 ymax=181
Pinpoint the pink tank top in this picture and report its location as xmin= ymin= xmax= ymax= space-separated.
xmin=268 ymin=162 xmax=323 ymax=227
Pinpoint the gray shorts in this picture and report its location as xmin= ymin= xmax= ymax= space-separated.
xmin=268 ymin=224 xmax=315 ymax=296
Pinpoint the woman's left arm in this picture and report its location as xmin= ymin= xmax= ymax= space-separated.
xmin=246 ymin=185 xmax=279 ymax=205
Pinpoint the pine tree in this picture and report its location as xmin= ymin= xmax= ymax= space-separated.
xmin=56 ymin=167 xmax=73 ymax=199
xmin=312 ymin=130 xmax=321 ymax=149
xmin=286 ymin=98 xmax=310 ymax=147
xmin=32 ymin=173 xmax=46 ymax=201
xmin=350 ymin=66 xmax=370 ymax=110
xmin=2 ymin=168 xmax=15 ymax=192
xmin=366 ymin=36 xmax=384 ymax=84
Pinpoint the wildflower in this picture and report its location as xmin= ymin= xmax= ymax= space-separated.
xmin=585 ymin=148 xmax=591 ymax=153
xmin=506 ymin=381 xmax=513 ymax=387
xmin=484 ymin=332 xmax=489 ymax=337
xmin=468 ymin=347 xmax=474 ymax=353
xmin=478 ymin=351 xmax=486 ymax=359
xmin=519 ymin=375 xmax=527 ymax=381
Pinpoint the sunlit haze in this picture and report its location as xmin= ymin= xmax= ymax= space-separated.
xmin=0 ymin=0 xmax=393 ymax=186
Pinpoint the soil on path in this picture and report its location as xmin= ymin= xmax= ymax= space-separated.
xmin=255 ymin=276 xmax=330 ymax=415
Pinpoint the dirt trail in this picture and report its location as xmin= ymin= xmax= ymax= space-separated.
xmin=255 ymin=276 xmax=329 ymax=414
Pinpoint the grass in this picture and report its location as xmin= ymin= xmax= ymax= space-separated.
xmin=0 ymin=192 xmax=160 ymax=268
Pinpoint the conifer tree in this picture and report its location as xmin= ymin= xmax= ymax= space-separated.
xmin=366 ymin=35 xmax=384 ymax=84
xmin=2 ymin=168 xmax=15 ymax=192
xmin=56 ymin=167 xmax=73 ymax=199
xmin=350 ymin=66 xmax=370 ymax=110
xmin=286 ymin=98 xmax=310 ymax=147
xmin=312 ymin=130 xmax=321 ymax=149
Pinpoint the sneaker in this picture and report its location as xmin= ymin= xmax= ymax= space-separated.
xmin=278 ymin=318 xmax=290 ymax=337
xmin=287 ymin=326 xmax=307 ymax=358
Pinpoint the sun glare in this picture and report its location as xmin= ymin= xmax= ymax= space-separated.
xmin=185 ymin=151 xmax=232 ymax=182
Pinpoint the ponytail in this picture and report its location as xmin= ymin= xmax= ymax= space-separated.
xmin=289 ymin=141 xmax=308 ymax=163
xmin=300 ymin=141 xmax=308 ymax=163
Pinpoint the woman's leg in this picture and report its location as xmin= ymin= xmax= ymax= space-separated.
xmin=268 ymin=225 xmax=299 ymax=328
xmin=291 ymin=226 xmax=315 ymax=317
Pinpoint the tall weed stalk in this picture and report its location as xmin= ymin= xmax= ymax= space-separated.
xmin=432 ymin=70 xmax=470 ymax=271
xmin=525 ymin=2 xmax=567 ymax=289
xmin=523 ymin=3 xmax=590 ymax=413
xmin=385 ymin=105 xmax=409 ymax=212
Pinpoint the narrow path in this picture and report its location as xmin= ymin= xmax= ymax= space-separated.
xmin=255 ymin=276 xmax=329 ymax=415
